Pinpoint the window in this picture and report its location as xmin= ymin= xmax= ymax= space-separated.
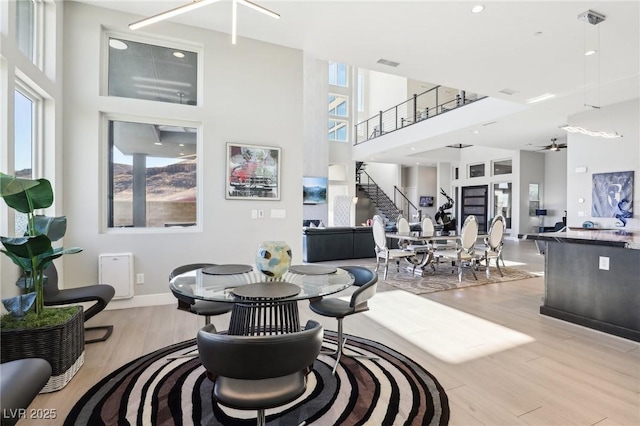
xmin=108 ymin=37 xmax=198 ymax=105
xmin=328 ymin=62 xmax=348 ymax=87
xmin=13 ymin=85 xmax=40 ymax=234
xmin=328 ymin=94 xmax=348 ymax=117
xmin=16 ymin=0 xmax=36 ymax=62
xmin=492 ymin=159 xmax=512 ymax=176
xmin=357 ymin=72 xmax=365 ymax=112
xmin=328 ymin=119 xmax=348 ymax=142
xmin=107 ymin=119 xmax=198 ymax=228
xmin=468 ymin=163 xmax=485 ymax=178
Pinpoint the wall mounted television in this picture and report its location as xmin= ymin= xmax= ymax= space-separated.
xmin=303 ymin=176 xmax=328 ymax=204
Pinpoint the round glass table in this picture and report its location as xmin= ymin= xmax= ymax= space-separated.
xmin=170 ymin=266 xmax=354 ymax=335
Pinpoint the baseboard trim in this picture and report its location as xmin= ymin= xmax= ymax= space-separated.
xmin=105 ymin=293 xmax=175 ymax=310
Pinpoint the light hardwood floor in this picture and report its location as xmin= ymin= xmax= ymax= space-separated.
xmin=21 ymin=240 xmax=640 ymax=425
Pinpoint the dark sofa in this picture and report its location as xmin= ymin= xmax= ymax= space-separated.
xmin=302 ymin=226 xmax=375 ymax=262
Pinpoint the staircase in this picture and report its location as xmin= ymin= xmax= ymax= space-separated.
xmin=356 ymin=162 xmax=402 ymax=223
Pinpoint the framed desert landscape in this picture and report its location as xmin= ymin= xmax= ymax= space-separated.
xmin=226 ymin=143 xmax=281 ymax=200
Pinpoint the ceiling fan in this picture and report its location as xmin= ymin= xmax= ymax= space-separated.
xmin=539 ymin=138 xmax=567 ymax=152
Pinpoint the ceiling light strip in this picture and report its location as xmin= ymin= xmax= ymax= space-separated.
xmin=237 ymin=0 xmax=280 ymax=19
xmin=561 ymin=125 xmax=622 ymax=139
xmin=129 ymin=0 xmax=222 ymax=30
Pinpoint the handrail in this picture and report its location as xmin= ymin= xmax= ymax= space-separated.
xmin=354 ymin=86 xmax=486 ymax=145
xmin=358 ymin=169 xmax=401 ymax=219
xmin=393 ymin=186 xmax=421 ymax=222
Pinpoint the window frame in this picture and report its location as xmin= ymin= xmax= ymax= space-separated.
xmin=468 ymin=162 xmax=486 ymax=178
xmin=101 ymin=113 xmax=203 ymax=234
xmin=491 ymin=158 xmax=513 ymax=176
xmin=15 ymin=0 xmax=44 ymax=68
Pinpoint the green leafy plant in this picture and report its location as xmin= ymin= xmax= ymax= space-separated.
xmin=0 ymin=173 xmax=82 ymax=317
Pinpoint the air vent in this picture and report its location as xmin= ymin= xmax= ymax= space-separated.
xmin=377 ymin=59 xmax=400 ymax=67
xmin=447 ymin=144 xmax=472 ymax=149
xmin=498 ymin=88 xmax=518 ymax=95
xmin=482 ymin=121 xmax=497 ymax=126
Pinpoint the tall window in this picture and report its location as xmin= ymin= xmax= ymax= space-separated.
xmin=328 ymin=62 xmax=350 ymax=142
xmin=13 ymin=87 xmax=38 ymax=234
xmin=107 ymin=120 xmax=198 ymax=228
xmin=357 ymin=72 xmax=365 ymax=112
xmin=16 ymin=0 xmax=36 ymax=62
xmin=108 ymin=37 xmax=199 ymax=105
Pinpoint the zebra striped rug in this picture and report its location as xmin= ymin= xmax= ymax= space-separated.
xmin=65 ymin=331 xmax=449 ymax=425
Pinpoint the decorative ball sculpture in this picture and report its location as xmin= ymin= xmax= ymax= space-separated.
xmin=255 ymin=241 xmax=292 ymax=279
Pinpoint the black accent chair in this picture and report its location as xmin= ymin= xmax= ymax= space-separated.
xmin=308 ymin=266 xmax=378 ymax=374
xmin=43 ymin=264 xmax=115 ymax=344
xmin=168 ymin=263 xmax=233 ymax=360
xmin=0 ymin=358 xmax=51 ymax=426
xmin=197 ymin=320 xmax=323 ymax=426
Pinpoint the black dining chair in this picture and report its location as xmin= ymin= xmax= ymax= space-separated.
xmin=308 ymin=265 xmax=378 ymax=374
xmin=43 ymin=264 xmax=115 ymax=344
xmin=169 ymin=263 xmax=233 ymax=326
xmin=197 ymin=320 xmax=323 ymax=426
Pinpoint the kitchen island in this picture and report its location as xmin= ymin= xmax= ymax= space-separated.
xmin=527 ymin=229 xmax=640 ymax=342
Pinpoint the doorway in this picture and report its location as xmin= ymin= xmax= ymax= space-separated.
xmin=461 ymin=185 xmax=488 ymax=233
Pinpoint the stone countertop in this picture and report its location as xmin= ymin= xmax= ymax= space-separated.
xmin=524 ymin=229 xmax=640 ymax=249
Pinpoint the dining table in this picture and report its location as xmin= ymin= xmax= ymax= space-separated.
xmin=385 ymin=231 xmax=487 ymax=276
xmin=170 ymin=264 xmax=354 ymax=335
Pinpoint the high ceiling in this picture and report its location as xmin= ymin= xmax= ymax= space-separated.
xmin=79 ymin=1 xmax=640 ymax=164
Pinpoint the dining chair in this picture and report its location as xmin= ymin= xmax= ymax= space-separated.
xmin=477 ymin=215 xmax=505 ymax=278
xmin=434 ymin=215 xmax=480 ymax=282
xmin=42 ymin=264 xmax=115 ymax=344
xmin=372 ymin=217 xmax=415 ymax=280
xmin=396 ymin=216 xmax=411 ymax=233
xmin=308 ymin=266 xmax=378 ymax=375
xmin=197 ymin=320 xmax=323 ymax=426
xmin=169 ymin=263 xmax=234 ymax=326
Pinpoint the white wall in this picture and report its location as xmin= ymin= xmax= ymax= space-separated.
xmin=417 ymin=166 xmax=438 ymax=219
xmin=61 ymin=3 xmax=305 ymax=299
xmin=367 ymin=70 xmax=407 ymax=116
xmin=518 ymin=151 xmax=546 ymax=235
xmin=303 ymin=54 xmax=329 ymax=225
xmin=566 ymin=99 xmax=640 ymax=230
xmin=544 ymin=149 xmax=568 ymax=226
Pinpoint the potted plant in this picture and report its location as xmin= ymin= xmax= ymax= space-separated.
xmin=0 ymin=172 xmax=84 ymax=392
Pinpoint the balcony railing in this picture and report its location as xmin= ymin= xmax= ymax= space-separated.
xmin=354 ymin=87 xmax=486 ymax=145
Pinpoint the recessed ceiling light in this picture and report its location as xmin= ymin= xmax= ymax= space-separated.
xmin=471 ymin=5 xmax=485 ymax=13
xmin=179 ymin=143 xmax=185 ymax=147
xmin=109 ymin=39 xmax=128 ymax=50
xmin=584 ymin=49 xmax=597 ymax=56
xmin=154 ymin=142 xmax=163 ymax=146
xmin=472 ymin=130 xmax=479 ymax=134
xmin=173 ymin=51 xmax=186 ymax=58
xmin=526 ymin=93 xmax=556 ymax=104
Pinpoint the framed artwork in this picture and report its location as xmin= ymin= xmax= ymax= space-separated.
xmin=303 ymin=176 xmax=327 ymax=204
xmin=226 ymin=143 xmax=281 ymax=200
xmin=592 ymin=171 xmax=634 ymax=224
xmin=419 ymin=196 xmax=433 ymax=207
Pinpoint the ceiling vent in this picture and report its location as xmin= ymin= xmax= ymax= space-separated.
xmin=578 ymin=10 xmax=606 ymax=25
xmin=447 ymin=144 xmax=472 ymax=149
xmin=377 ymin=59 xmax=400 ymax=67
xmin=498 ymin=88 xmax=518 ymax=95
xmin=482 ymin=121 xmax=497 ymax=127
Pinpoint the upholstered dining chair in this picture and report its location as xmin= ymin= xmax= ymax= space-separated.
xmin=372 ymin=217 xmax=415 ymax=280
xmin=435 ymin=215 xmax=480 ymax=282
xmin=478 ymin=215 xmax=505 ymax=278
xmin=197 ymin=320 xmax=323 ymax=426
xmin=308 ymin=265 xmax=378 ymax=375
xmin=43 ymin=264 xmax=115 ymax=344
xmin=396 ymin=216 xmax=411 ymax=234
xmin=169 ymin=263 xmax=233 ymax=326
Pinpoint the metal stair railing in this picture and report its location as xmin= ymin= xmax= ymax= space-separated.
xmin=393 ymin=186 xmax=421 ymax=222
xmin=356 ymin=168 xmax=402 ymax=222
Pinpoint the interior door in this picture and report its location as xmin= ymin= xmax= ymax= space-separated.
xmin=461 ymin=185 xmax=488 ymax=233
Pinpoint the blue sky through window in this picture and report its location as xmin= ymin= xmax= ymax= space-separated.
xmin=14 ymin=90 xmax=33 ymax=175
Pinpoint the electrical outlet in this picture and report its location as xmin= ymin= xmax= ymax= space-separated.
xmin=258 ymin=209 xmax=264 ymax=218
xmin=598 ymin=256 xmax=609 ymax=271
xmin=136 ymin=273 xmax=145 ymax=284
